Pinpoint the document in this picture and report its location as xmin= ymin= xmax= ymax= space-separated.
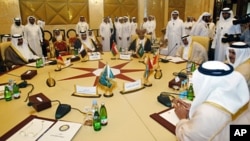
xmin=159 ymin=108 xmax=179 ymax=126
xmin=165 ymin=56 xmax=186 ymax=63
xmin=7 ymin=118 xmax=55 ymax=141
xmin=38 ymin=120 xmax=82 ymax=141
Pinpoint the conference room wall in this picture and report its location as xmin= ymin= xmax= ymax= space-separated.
xmin=0 ymin=0 xmax=214 ymax=38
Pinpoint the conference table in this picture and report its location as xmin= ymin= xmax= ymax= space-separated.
xmin=0 ymin=52 xmax=187 ymax=141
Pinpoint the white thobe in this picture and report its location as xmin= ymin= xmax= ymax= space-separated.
xmin=24 ymin=24 xmax=43 ymax=57
xmin=122 ymin=22 xmax=131 ymax=50
xmin=99 ymin=22 xmax=111 ymax=51
xmin=10 ymin=24 xmax=24 ymax=36
xmin=164 ymin=19 xmax=185 ymax=56
xmin=211 ymin=19 xmax=241 ymax=61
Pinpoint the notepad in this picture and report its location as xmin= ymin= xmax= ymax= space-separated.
xmin=159 ymin=108 xmax=179 ymax=126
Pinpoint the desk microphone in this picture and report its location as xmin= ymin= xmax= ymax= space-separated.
xmin=160 ymin=43 xmax=178 ymax=63
xmin=27 ymin=98 xmax=71 ymax=119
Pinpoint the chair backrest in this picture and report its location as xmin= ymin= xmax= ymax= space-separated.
xmin=191 ymin=36 xmax=210 ymax=51
xmin=0 ymin=41 xmax=12 ymax=61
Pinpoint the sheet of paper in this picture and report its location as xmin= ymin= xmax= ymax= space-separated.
xmin=165 ymin=56 xmax=185 ymax=63
xmin=0 ymin=85 xmax=5 ymax=99
xmin=7 ymin=118 xmax=55 ymax=141
xmin=159 ymin=108 xmax=179 ymax=126
xmin=38 ymin=120 xmax=82 ymax=141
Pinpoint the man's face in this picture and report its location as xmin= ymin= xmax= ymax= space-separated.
xmin=172 ymin=14 xmax=178 ymax=20
xmin=15 ymin=21 xmax=21 ymax=26
xmin=228 ymin=49 xmax=236 ymax=64
xmin=81 ymin=34 xmax=87 ymax=40
xmin=88 ymin=31 xmax=92 ymax=36
xmin=137 ymin=31 xmax=145 ymax=40
xmin=29 ymin=17 xmax=35 ymax=24
xmin=80 ymin=17 xmax=85 ymax=22
xmin=222 ymin=12 xmax=230 ymax=20
xmin=17 ymin=38 xmax=23 ymax=46
xmin=182 ymin=38 xmax=189 ymax=46
xmin=203 ymin=16 xmax=210 ymax=23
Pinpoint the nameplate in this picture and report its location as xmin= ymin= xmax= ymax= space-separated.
xmin=120 ymin=54 xmax=131 ymax=60
xmin=75 ymin=85 xmax=97 ymax=95
xmin=88 ymin=52 xmax=101 ymax=60
xmin=124 ymin=79 xmax=142 ymax=91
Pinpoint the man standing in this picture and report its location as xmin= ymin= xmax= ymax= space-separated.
xmin=190 ymin=12 xmax=211 ymax=37
xmin=99 ymin=17 xmax=112 ymax=51
xmin=121 ymin=16 xmax=131 ymax=52
xmin=211 ymin=7 xmax=241 ymax=62
xmin=164 ymin=10 xmax=186 ymax=56
xmin=75 ymin=16 xmax=89 ymax=37
xmin=10 ymin=17 xmax=24 ymax=36
xmin=175 ymin=35 xmax=208 ymax=64
xmin=24 ymin=16 xmax=44 ymax=57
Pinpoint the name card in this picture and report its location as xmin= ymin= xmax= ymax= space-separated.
xmin=76 ymin=85 xmax=97 ymax=95
xmin=119 ymin=54 xmax=131 ymax=60
xmin=88 ymin=52 xmax=101 ymax=60
xmin=124 ymin=79 xmax=142 ymax=91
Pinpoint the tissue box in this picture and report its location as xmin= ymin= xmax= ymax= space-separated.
xmin=21 ymin=70 xmax=37 ymax=80
xmin=168 ymin=77 xmax=185 ymax=90
xmin=28 ymin=93 xmax=51 ymax=112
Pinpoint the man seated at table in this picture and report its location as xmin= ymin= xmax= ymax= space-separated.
xmin=226 ymin=41 xmax=250 ymax=91
xmin=175 ymin=35 xmax=208 ymax=64
xmin=4 ymin=34 xmax=39 ymax=69
xmin=52 ymin=29 xmax=68 ymax=56
xmin=128 ymin=28 xmax=152 ymax=57
xmin=74 ymin=31 xmax=102 ymax=54
xmin=87 ymin=29 xmax=103 ymax=54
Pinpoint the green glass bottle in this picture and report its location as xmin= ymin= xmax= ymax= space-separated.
xmin=4 ymin=86 xmax=12 ymax=101
xmin=100 ymin=102 xmax=108 ymax=126
xmin=93 ymin=108 xmax=101 ymax=131
xmin=191 ymin=62 xmax=196 ymax=72
xmin=187 ymin=83 xmax=194 ymax=101
xmin=13 ymin=83 xmax=20 ymax=99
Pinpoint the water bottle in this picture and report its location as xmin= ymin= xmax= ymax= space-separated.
xmin=4 ymin=86 xmax=12 ymax=101
xmin=100 ymin=102 xmax=108 ymax=126
xmin=93 ymin=108 xmax=101 ymax=131
xmin=13 ymin=82 xmax=20 ymax=99
xmin=187 ymin=83 xmax=194 ymax=101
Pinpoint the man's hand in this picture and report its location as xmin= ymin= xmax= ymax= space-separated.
xmin=173 ymin=98 xmax=191 ymax=120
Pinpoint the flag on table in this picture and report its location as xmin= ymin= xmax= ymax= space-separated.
xmin=144 ymin=56 xmax=153 ymax=78
xmin=111 ymin=42 xmax=118 ymax=56
xmin=153 ymin=54 xmax=159 ymax=65
xmin=57 ymin=54 xmax=63 ymax=61
xmin=99 ymin=64 xmax=115 ymax=88
xmin=137 ymin=44 xmax=144 ymax=58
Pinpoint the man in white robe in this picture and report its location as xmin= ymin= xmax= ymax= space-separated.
xmin=10 ymin=17 xmax=24 ymax=36
xmin=99 ymin=17 xmax=111 ymax=51
xmin=75 ymin=16 xmax=89 ymax=36
xmin=121 ymin=16 xmax=131 ymax=51
xmin=174 ymin=61 xmax=250 ymax=141
xmin=211 ymin=7 xmax=241 ymax=62
xmin=115 ymin=17 xmax=123 ymax=50
xmin=164 ymin=10 xmax=186 ymax=56
xmin=189 ymin=12 xmax=211 ymax=37
xmin=175 ymin=35 xmax=208 ymax=64
xmin=23 ymin=16 xmax=44 ymax=57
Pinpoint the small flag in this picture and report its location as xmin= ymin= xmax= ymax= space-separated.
xmin=147 ymin=56 xmax=153 ymax=70
xmin=57 ymin=54 xmax=63 ymax=61
xmin=153 ymin=54 xmax=159 ymax=65
xmin=111 ymin=42 xmax=118 ymax=56
xmin=137 ymin=44 xmax=144 ymax=58
xmin=99 ymin=64 xmax=115 ymax=88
